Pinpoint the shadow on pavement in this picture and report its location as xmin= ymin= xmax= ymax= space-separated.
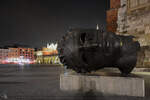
xmin=72 ymin=90 xmax=106 ymax=100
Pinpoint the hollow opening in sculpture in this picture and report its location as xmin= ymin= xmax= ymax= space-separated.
xmin=80 ymin=33 xmax=86 ymax=44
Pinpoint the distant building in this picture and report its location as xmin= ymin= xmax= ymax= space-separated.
xmin=35 ymin=43 xmax=60 ymax=64
xmin=18 ymin=48 xmax=34 ymax=60
xmin=8 ymin=48 xmax=19 ymax=58
xmin=0 ymin=47 xmax=35 ymax=64
xmin=7 ymin=48 xmax=35 ymax=64
xmin=0 ymin=48 xmax=9 ymax=63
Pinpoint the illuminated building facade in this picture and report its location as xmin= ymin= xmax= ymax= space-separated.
xmin=0 ymin=48 xmax=9 ymax=63
xmin=0 ymin=47 xmax=35 ymax=64
xmin=8 ymin=48 xmax=19 ymax=58
xmin=18 ymin=48 xmax=34 ymax=60
xmin=107 ymin=0 xmax=150 ymax=67
xmin=35 ymin=43 xmax=60 ymax=64
xmin=107 ymin=0 xmax=150 ymax=45
xmin=8 ymin=48 xmax=34 ymax=60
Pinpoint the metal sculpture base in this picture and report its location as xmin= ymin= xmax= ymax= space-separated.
xmin=60 ymin=72 xmax=145 ymax=97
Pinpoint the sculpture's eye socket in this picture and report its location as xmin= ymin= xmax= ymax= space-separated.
xmin=80 ymin=33 xmax=86 ymax=44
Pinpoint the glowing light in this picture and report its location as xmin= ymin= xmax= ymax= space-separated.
xmin=37 ymin=51 xmax=43 ymax=56
xmin=41 ymin=43 xmax=58 ymax=56
xmin=3 ymin=56 xmax=34 ymax=65
xmin=96 ymin=24 xmax=99 ymax=30
xmin=47 ymin=43 xmax=57 ymax=50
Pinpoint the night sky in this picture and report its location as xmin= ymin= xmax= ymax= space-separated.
xmin=0 ymin=0 xmax=110 ymax=48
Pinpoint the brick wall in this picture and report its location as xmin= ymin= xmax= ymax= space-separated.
xmin=106 ymin=0 xmax=120 ymax=33
xmin=110 ymin=0 xmax=121 ymax=9
xmin=106 ymin=9 xmax=118 ymax=33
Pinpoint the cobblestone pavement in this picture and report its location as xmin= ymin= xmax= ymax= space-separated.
xmin=0 ymin=64 xmax=150 ymax=100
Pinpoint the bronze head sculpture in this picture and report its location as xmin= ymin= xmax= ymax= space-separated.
xmin=58 ymin=28 xmax=140 ymax=75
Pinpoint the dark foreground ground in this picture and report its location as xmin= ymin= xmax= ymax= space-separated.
xmin=0 ymin=64 xmax=150 ymax=100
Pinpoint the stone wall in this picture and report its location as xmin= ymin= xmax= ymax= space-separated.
xmin=116 ymin=0 xmax=150 ymax=68
xmin=117 ymin=0 xmax=127 ymax=34
xmin=126 ymin=8 xmax=150 ymax=46
xmin=136 ymin=46 xmax=150 ymax=68
xmin=117 ymin=0 xmax=150 ymax=46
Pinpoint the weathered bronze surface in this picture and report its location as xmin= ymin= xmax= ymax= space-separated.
xmin=57 ymin=28 xmax=140 ymax=75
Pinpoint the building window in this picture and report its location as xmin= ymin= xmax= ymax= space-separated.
xmin=128 ymin=0 xmax=150 ymax=12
